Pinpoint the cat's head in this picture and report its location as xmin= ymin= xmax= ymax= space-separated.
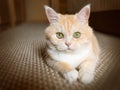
xmin=44 ymin=4 xmax=93 ymax=52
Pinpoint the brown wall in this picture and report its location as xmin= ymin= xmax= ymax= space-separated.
xmin=25 ymin=0 xmax=49 ymax=22
xmin=24 ymin=0 xmax=60 ymax=22
xmin=25 ymin=0 xmax=120 ymax=22
xmin=67 ymin=0 xmax=120 ymax=13
xmin=0 ymin=0 xmax=9 ymax=24
xmin=0 ymin=0 xmax=120 ymax=24
xmin=0 ymin=0 xmax=25 ymax=27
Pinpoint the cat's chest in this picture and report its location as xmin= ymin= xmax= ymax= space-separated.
xmin=48 ymin=45 xmax=91 ymax=68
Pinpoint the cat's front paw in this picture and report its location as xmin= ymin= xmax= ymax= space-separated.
xmin=63 ymin=70 xmax=78 ymax=83
xmin=79 ymin=72 xmax=94 ymax=84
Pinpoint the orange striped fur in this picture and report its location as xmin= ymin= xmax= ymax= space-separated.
xmin=44 ymin=4 xmax=100 ymax=84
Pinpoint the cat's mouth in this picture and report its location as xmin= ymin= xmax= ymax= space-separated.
xmin=62 ymin=47 xmax=74 ymax=53
xmin=65 ymin=48 xmax=73 ymax=52
xmin=55 ymin=45 xmax=75 ymax=53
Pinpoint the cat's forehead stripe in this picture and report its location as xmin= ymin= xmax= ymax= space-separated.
xmin=59 ymin=15 xmax=76 ymax=32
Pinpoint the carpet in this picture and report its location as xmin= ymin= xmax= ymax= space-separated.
xmin=0 ymin=23 xmax=120 ymax=90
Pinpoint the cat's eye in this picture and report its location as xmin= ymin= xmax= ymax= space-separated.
xmin=56 ymin=32 xmax=64 ymax=39
xmin=73 ymin=32 xmax=81 ymax=38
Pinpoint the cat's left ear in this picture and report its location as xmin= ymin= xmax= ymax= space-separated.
xmin=75 ymin=4 xmax=91 ymax=25
xmin=44 ymin=5 xmax=59 ymax=24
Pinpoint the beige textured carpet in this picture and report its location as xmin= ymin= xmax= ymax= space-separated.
xmin=0 ymin=23 xmax=120 ymax=90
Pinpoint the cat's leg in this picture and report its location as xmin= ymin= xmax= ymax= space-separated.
xmin=46 ymin=58 xmax=78 ymax=83
xmin=78 ymin=57 xmax=98 ymax=84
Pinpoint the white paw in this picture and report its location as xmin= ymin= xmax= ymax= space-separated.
xmin=79 ymin=72 xmax=94 ymax=84
xmin=63 ymin=70 xmax=78 ymax=83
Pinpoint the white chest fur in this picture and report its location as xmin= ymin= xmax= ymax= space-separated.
xmin=47 ymin=44 xmax=91 ymax=68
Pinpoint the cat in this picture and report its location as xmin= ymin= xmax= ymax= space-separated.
xmin=44 ymin=4 xmax=100 ymax=84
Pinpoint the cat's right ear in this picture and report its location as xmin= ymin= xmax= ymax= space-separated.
xmin=44 ymin=5 xmax=59 ymax=24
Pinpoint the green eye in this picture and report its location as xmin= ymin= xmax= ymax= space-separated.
xmin=73 ymin=32 xmax=81 ymax=38
xmin=56 ymin=32 xmax=64 ymax=39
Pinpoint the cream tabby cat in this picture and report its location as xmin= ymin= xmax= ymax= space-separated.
xmin=44 ymin=4 xmax=100 ymax=84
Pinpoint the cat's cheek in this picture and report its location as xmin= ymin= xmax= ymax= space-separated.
xmin=50 ymin=37 xmax=59 ymax=45
xmin=70 ymin=44 xmax=79 ymax=50
xmin=56 ymin=45 xmax=67 ymax=51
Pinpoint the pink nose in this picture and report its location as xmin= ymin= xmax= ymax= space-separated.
xmin=65 ymin=42 xmax=71 ymax=47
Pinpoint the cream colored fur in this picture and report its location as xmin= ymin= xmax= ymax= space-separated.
xmin=44 ymin=4 xmax=100 ymax=84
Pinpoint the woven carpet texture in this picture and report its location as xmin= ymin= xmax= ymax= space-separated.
xmin=0 ymin=23 xmax=120 ymax=90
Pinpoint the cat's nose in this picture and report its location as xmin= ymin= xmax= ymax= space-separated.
xmin=65 ymin=42 xmax=71 ymax=47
